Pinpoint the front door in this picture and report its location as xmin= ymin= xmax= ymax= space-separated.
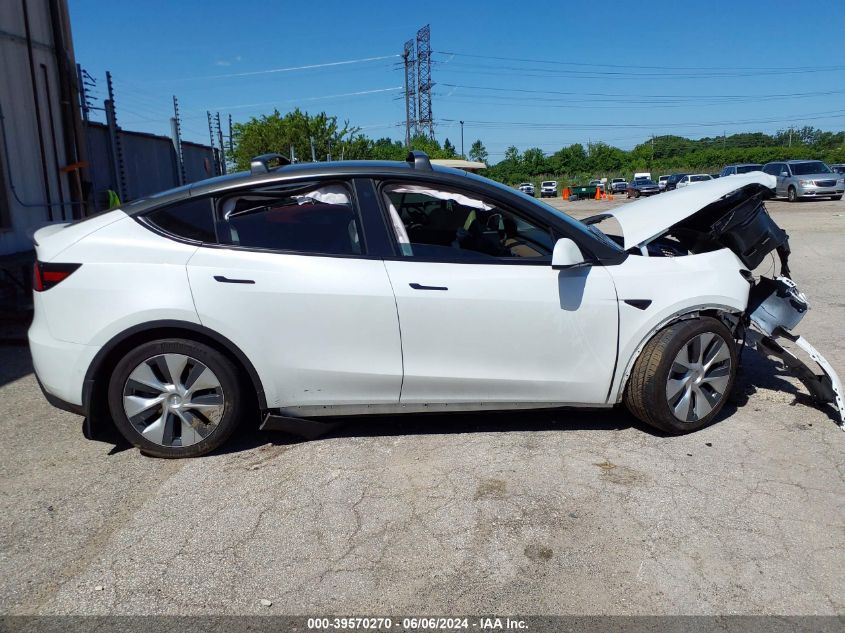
xmin=379 ymin=182 xmax=619 ymax=406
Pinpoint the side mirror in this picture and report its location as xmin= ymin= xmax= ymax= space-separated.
xmin=780 ymin=171 xmax=788 ymax=177
xmin=552 ymin=238 xmax=587 ymax=269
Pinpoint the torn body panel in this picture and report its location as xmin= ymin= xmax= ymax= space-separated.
xmin=745 ymin=329 xmax=845 ymax=429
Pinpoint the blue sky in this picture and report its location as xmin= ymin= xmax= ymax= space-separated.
xmin=68 ymin=0 xmax=845 ymax=160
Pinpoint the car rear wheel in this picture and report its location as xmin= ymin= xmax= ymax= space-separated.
xmin=624 ymin=317 xmax=737 ymax=434
xmin=633 ymin=190 xmax=641 ymax=198
xmin=787 ymin=186 xmax=798 ymax=202
xmin=108 ymin=339 xmax=244 ymax=458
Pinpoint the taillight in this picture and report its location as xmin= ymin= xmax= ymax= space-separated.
xmin=33 ymin=262 xmax=81 ymax=292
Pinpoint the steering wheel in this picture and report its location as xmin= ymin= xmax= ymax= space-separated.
xmin=404 ymin=204 xmax=430 ymax=226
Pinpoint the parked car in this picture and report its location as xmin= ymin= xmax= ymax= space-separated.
xmin=589 ymin=179 xmax=605 ymax=191
xmin=626 ymin=178 xmax=660 ymax=198
xmin=517 ymin=182 xmax=535 ymax=197
xmin=540 ymin=180 xmax=558 ymax=198
xmin=610 ymin=178 xmax=628 ymax=193
xmin=664 ymin=173 xmax=688 ymax=191
xmin=658 ymin=175 xmax=670 ymax=191
xmin=29 ymin=152 xmax=843 ymax=457
xmin=633 ymin=172 xmax=651 ymax=180
xmin=720 ymin=164 xmax=763 ymax=177
xmin=761 ymin=160 xmax=844 ymax=202
xmin=677 ymin=174 xmax=714 ymax=188
xmin=831 ymin=163 xmax=845 ymax=175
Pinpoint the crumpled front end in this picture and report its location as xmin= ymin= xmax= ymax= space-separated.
xmin=598 ymin=177 xmax=844 ymax=429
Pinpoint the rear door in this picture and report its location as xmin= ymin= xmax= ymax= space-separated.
xmin=185 ymin=179 xmax=402 ymax=410
xmin=377 ymin=180 xmax=619 ymax=406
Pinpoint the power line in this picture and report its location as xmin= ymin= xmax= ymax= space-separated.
xmin=171 ymin=54 xmax=401 ymax=82
xmin=438 ymin=83 xmax=845 ymax=102
xmin=435 ymin=50 xmax=845 ymax=75
xmin=440 ymin=108 xmax=845 ymax=131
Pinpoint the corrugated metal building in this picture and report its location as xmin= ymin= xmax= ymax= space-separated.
xmin=0 ymin=0 xmax=85 ymax=256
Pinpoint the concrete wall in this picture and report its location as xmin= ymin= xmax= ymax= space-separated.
xmin=0 ymin=0 xmax=75 ymax=255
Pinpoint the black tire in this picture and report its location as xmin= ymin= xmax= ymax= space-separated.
xmin=624 ymin=317 xmax=737 ymax=434
xmin=107 ymin=338 xmax=245 ymax=458
xmin=633 ymin=190 xmax=641 ymax=198
xmin=787 ymin=186 xmax=798 ymax=202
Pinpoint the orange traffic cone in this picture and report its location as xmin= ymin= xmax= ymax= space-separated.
xmin=594 ymin=186 xmax=601 ymax=200
xmin=562 ymin=187 xmax=570 ymax=200
xmin=607 ymin=189 xmax=614 ymax=201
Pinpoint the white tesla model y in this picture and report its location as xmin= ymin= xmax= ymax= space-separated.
xmin=28 ymin=152 xmax=844 ymax=457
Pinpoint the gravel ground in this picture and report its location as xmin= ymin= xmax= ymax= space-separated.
xmin=0 ymin=197 xmax=843 ymax=617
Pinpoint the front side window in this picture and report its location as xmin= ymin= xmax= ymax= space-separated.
xmin=144 ymin=197 xmax=216 ymax=243
xmin=381 ymin=183 xmax=553 ymax=261
xmin=216 ymin=183 xmax=361 ymax=255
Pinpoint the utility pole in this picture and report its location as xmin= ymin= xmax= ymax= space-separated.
xmin=206 ymin=111 xmax=219 ymax=175
xmin=171 ymin=96 xmax=186 ymax=185
xmin=228 ymin=113 xmax=233 ymax=162
xmin=310 ymin=136 xmax=316 ymax=162
xmin=77 ymin=64 xmax=99 ymax=212
xmin=789 ymin=127 xmax=793 ymax=147
xmin=104 ymin=71 xmax=127 ymax=202
xmin=403 ymin=39 xmax=416 ymax=146
xmin=214 ymin=112 xmax=226 ymax=174
xmin=460 ymin=120 xmax=465 ymax=158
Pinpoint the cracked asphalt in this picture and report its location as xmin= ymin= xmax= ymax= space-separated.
xmin=0 ymin=199 xmax=843 ymax=616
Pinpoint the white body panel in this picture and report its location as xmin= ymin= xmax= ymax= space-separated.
xmin=383 ymin=261 xmax=619 ymax=404
xmin=37 ymin=217 xmax=201 ymax=346
xmin=606 ymin=172 xmax=776 ymax=249
xmin=607 ymin=249 xmax=751 ymax=402
xmin=186 ymin=248 xmax=403 ymax=409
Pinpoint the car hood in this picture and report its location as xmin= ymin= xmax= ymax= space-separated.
xmin=606 ymin=171 xmax=776 ymax=249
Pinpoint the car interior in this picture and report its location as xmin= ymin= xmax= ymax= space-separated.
xmin=383 ymin=187 xmax=552 ymax=260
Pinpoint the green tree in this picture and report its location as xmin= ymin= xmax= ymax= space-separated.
xmin=468 ymin=139 xmax=488 ymax=164
xmin=443 ymin=138 xmax=456 ymax=156
xmin=232 ymin=108 xmax=358 ymax=169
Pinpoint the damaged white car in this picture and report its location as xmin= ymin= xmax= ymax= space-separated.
xmin=28 ymin=152 xmax=843 ymax=458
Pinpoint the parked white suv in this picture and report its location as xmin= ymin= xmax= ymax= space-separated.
xmin=540 ymin=181 xmax=558 ymax=198
xmin=29 ymin=153 xmax=843 ymax=457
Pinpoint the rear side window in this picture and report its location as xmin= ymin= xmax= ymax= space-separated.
xmin=217 ymin=183 xmax=362 ymax=255
xmin=144 ymin=197 xmax=216 ymax=243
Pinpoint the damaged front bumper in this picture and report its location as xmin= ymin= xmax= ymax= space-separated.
xmin=744 ymin=276 xmax=845 ymax=429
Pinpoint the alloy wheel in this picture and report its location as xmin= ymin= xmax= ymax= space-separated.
xmin=665 ymin=332 xmax=732 ymax=422
xmin=122 ymin=353 xmax=225 ymax=447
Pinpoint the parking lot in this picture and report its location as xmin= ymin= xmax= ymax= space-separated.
xmin=0 ymin=197 xmax=843 ymax=617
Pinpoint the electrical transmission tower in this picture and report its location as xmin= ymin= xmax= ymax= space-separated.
xmin=415 ymin=24 xmax=434 ymax=139
xmin=403 ymin=38 xmax=417 ymax=146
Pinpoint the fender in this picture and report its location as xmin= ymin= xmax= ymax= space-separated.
xmin=83 ymin=319 xmax=268 ymax=414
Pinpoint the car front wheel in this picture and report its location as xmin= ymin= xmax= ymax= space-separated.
xmin=787 ymin=186 xmax=798 ymax=202
xmin=624 ymin=317 xmax=737 ymax=434
xmin=107 ymin=338 xmax=244 ymax=458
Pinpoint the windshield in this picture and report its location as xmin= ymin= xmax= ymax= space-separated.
xmin=542 ymin=181 xmax=556 ymax=186
xmin=736 ymin=164 xmax=762 ymax=174
xmin=636 ymin=179 xmax=656 ymax=186
xmin=791 ymin=161 xmax=831 ymax=175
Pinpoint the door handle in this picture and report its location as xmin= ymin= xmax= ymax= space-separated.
xmin=409 ymin=282 xmax=448 ymax=291
xmin=214 ymin=275 xmax=255 ymax=284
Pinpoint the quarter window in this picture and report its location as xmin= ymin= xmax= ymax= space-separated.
xmin=145 ymin=197 xmax=216 ymax=243
xmin=382 ymin=183 xmax=553 ymax=260
xmin=217 ymin=183 xmax=361 ymax=255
